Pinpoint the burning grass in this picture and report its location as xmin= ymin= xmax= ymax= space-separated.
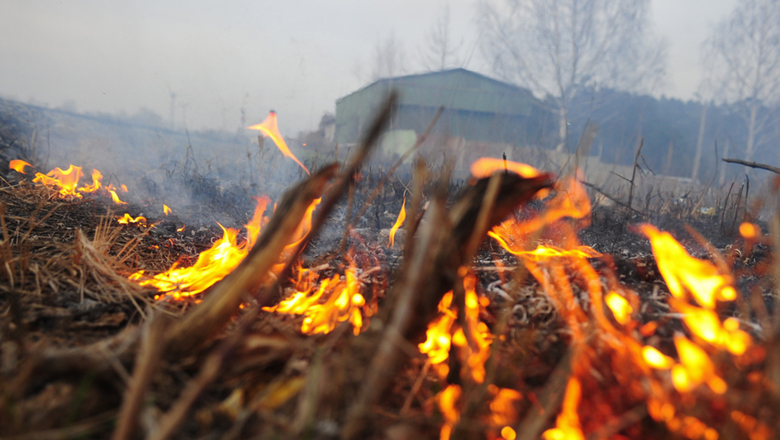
xmin=1 ymin=98 xmax=780 ymax=440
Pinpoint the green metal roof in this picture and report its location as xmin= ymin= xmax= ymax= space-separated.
xmin=336 ymin=68 xmax=539 ymax=117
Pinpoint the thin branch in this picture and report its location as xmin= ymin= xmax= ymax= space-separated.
xmin=722 ymin=157 xmax=780 ymax=175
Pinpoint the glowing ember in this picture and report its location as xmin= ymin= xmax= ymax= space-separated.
xmin=9 ymin=159 xmax=31 ymax=173
xmin=542 ymin=377 xmax=585 ymax=440
xmin=164 ymin=204 xmax=172 ymax=216
xmin=116 ymin=213 xmax=147 ymax=225
xmin=739 ymin=222 xmax=759 ymax=239
xmin=639 ymin=224 xmax=735 ymax=309
xmin=605 ymin=291 xmax=633 ymax=325
xmin=388 ymin=196 xmax=406 ymax=248
xmin=247 ymin=111 xmax=309 ymax=174
xmin=501 ymin=426 xmax=517 ymax=440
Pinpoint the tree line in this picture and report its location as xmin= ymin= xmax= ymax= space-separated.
xmin=367 ymin=0 xmax=780 ymax=182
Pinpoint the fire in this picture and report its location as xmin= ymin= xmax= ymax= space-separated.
xmin=470 ymin=157 xmax=550 ymax=199
xmin=488 ymin=175 xmax=591 ymax=252
xmin=437 ymin=384 xmax=461 ymax=440
xmin=488 ymin=384 xmax=522 ymax=437
xmin=33 ymin=164 xmax=83 ymax=198
xmin=605 ymin=291 xmax=633 ymax=325
xmin=470 ymin=157 xmax=543 ymax=179
xmin=642 ymin=346 xmax=675 ymax=369
xmin=672 ymin=334 xmax=727 ymax=394
xmin=9 ymin=159 xmax=31 ymax=173
xmin=418 ymin=291 xmax=456 ymax=374
xmin=639 ymin=224 xmax=735 ymax=309
xmin=542 ymin=377 xmax=585 ymax=440
xmin=670 ymin=299 xmax=751 ymax=355
xmin=164 ymin=204 xmax=172 ymax=216
xmin=738 ymin=222 xmax=759 ymax=239
xmin=116 ymin=213 xmax=147 ymax=225
xmin=11 ymin=160 xmax=128 ymax=204
xmin=263 ymin=258 xmax=371 ymax=336
xmin=247 ymin=111 xmax=309 ymax=174
xmin=418 ymin=274 xmax=492 ymax=383
xmin=490 ymin=243 xmax=601 ymax=261
xmin=388 ymin=196 xmax=406 ymax=248
xmin=131 ymin=197 xmax=271 ymax=299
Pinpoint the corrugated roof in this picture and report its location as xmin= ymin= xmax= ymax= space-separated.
xmin=336 ymin=68 xmax=539 ymax=116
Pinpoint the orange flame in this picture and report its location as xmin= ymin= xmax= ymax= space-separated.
xmin=488 ymin=384 xmax=522 ymax=431
xmin=177 ymin=224 xmax=186 ymax=233
xmin=9 ymin=159 xmax=31 ymax=174
xmin=14 ymin=160 xmax=128 ymax=204
xmin=248 ymin=111 xmax=309 ymax=174
xmin=639 ymin=224 xmax=735 ymax=309
xmin=739 ymin=222 xmax=759 ymax=239
xmin=672 ymin=334 xmax=727 ymax=394
xmin=33 ymin=164 xmax=84 ymax=198
xmin=542 ymin=378 xmax=585 ymax=440
xmin=642 ymin=346 xmax=675 ymax=369
xmin=438 ymin=384 xmax=461 ymax=440
xmin=490 ymin=243 xmax=601 ymax=261
xmin=418 ymin=291 xmax=456 ymax=378
xmin=164 ymin=204 xmax=172 ymax=216
xmin=470 ymin=157 xmax=550 ymax=199
xmin=670 ymin=299 xmax=751 ymax=355
xmin=131 ymin=197 xmax=271 ymax=299
xmin=388 ymin=196 xmax=406 ymax=248
xmin=488 ymin=175 xmax=591 ymax=252
xmin=116 ymin=213 xmax=147 ymax=225
xmin=605 ymin=291 xmax=633 ymax=325
xmin=419 ymin=274 xmax=492 ymax=383
xmin=264 ymin=257 xmax=371 ymax=336
xmin=471 ymin=157 xmax=543 ymax=179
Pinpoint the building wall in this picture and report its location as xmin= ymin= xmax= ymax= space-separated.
xmin=335 ymin=69 xmax=551 ymax=147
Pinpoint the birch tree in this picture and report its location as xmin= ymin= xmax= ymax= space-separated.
xmin=419 ymin=5 xmax=463 ymax=71
xmin=477 ymin=0 xmax=666 ymax=152
xmin=371 ymin=33 xmax=407 ymax=81
xmin=702 ymin=0 xmax=780 ymax=162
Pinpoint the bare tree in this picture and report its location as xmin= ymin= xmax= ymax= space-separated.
xmin=419 ymin=5 xmax=463 ymax=71
xmin=702 ymin=0 xmax=780 ymax=162
xmin=371 ymin=33 xmax=407 ymax=81
xmin=477 ymin=0 xmax=666 ymax=152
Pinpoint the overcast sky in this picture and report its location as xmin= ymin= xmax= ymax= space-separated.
xmin=0 ymin=0 xmax=737 ymax=136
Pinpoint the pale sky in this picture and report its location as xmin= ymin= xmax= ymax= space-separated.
xmin=0 ymin=0 xmax=737 ymax=136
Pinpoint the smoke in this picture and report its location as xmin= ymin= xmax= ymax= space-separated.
xmin=1 ymin=97 xmax=308 ymax=227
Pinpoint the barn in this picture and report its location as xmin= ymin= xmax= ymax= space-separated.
xmin=334 ymin=68 xmax=552 ymax=163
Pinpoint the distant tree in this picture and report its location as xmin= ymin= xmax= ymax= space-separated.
xmin=371 ymin=33 xmax=407 ymax=81
xmin=419 ymin=5 xmax=463 ymax=71
xmin=702 ymin=0 xmax=780 ymax=162
xmin=477 ymin=0 xmax=666 ymax=152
